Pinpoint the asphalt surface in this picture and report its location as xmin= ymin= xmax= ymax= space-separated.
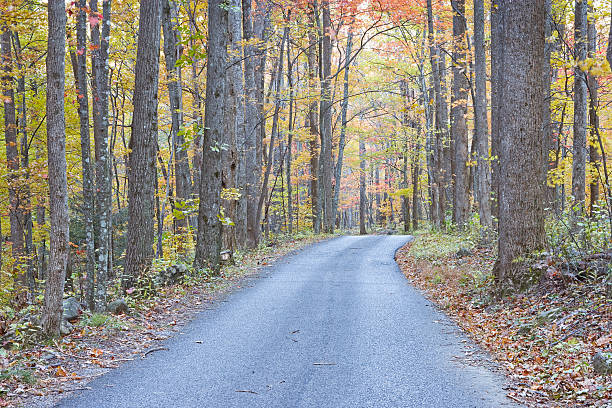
xmin=57 ymin=235 xmax=517 ymax=408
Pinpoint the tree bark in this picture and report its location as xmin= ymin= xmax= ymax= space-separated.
xmin=307 ymin=7 xmax=320 ymax=233
xmin=70 ymin=0 xmax=95 ymax=310
xmin=587 ymin=6 xmax=600 ymax=214
xmin=194 ymin=0 xmax=228 ymax=272
xmin=473 ymin=0 xmax=492 ymax=235
xmin=319 ymin=0 xmax=334 ymax=233
xmin=42 ymin=0 xmax=69 ymax=337
xmin=162 ymin=0 xmax=192 ymax=234
xmin=359 ymin=134 xmax=367 ymax=235
xmin=332 ymin=29 xmax=353 ymax=227
xmin=90 ymin=0 xmax=112 ymax=310
xmin=125 ymin=0 xmax=162 ymax=289
xmin=493 ymin=0 xmax=547 ymax=295
xmin=451 ymin=0 xmax=469 ymax=229
xmin=490 ymin=0 xmax=503 ymax=223
xmin=572 ymin=0 xmax=588 ymax=210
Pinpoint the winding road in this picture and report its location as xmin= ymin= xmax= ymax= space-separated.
xmin=57 ymin=235 xmax=517 ymax=407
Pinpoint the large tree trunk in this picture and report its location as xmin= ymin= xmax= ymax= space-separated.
xmin=319 ymin=0 xmax=334 ymax=233
xmin=42 ymin=0 xmax=69 ymax=337
xmin=70 ymin=0 xmax=95 ymax=310
xmin=90 ymin=0 xmax=112 ymax=310
xmin=332 ymin=30 xmax=353 ymax=227
xmin=451 ymin=0 xmax=469 ymax=229
xmin=194 ymin=0 xmax=228 ymax=272
xmin=162 ymin=0 xmax=192 ymax=235
xmin=473 ymin=0 xmax=492 ymax=235
xmin=493 ymin=0 xmax=547 ymax=295
xmin=125 ymin=0 xmax=162 ymax=289
xmin=572 ymin=0 xmax=588 ymax=211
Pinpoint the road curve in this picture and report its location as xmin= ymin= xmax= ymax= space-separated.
xmin=57 ymin=235 xmax=517 ymax=408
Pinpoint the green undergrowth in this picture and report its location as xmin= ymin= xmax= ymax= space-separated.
xmin=408 ymin=229 xmax=476 ymax=261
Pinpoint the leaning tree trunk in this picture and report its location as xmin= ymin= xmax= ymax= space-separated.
xmin=194 ymin=0 xmax=228 ymax=272
xmin=493 ymin=0 xmax=547 ymax=295
xmin=473 ymin=0 xmax=492 ymax=235
xmin=42 ymin=0 xmax=69 ymax=337
xmin=451 ymin=0 xmax=469 ymax=229
xmin=125 ymin=0 xmax=162 ymax=290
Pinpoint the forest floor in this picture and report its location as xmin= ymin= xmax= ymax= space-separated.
xmin=0 ymin=232 xmax=335 ymax=408
xmin=395 ymin=231 xmax=611 ymax=408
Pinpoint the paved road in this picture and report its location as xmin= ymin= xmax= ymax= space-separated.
xmin=58 ymin=235 xmax=517 ymax=408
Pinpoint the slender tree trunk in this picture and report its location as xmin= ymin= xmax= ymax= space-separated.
xmin=307 ymin=8 xmax=320 ymax=233
xmin=493 ymin=0 xmax=547 ymax=295
xmin=125 ymin=0 xmax=162 ymax=289
xmin=1 ymin=27 xmax=26 ymax=302
xmin=286 ymin=33 xmax=294 ymax=235
xmin=229 ymin=0 xmax=247 ymax=246
xmin=162 ymin=0 xmax=192 ymax=235
xmin=242 ymin=0 xmax=263 ymax=247
xmin=359 ymin=134 xmax=367 ymax=235
xmin=42 ymin=0 xmax=68 ymax=337
xmin=319 ymin=0 xmax=334 ymax=233
xmin=473 ymin=0 xmax=492 ymax=235
xmin=587 ymin=8 xmax=600 ymax=214
xmin=90 ymin=0 xmax=112 ymax=310
xmin=332 ymin=30 xmax=353 ymax=227
xmin=490 ymin=0 xmax=503 ymax=223
xmin=194 ymin=0 xmax=228 ymax=272
xmin=572 ymin=0 xmax=588 ymax=211
xmin=70 ymin=0 xmax=95 ymax=310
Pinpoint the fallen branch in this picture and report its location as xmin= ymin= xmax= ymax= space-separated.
xmin=142 ymin=347 xmax=169 ymax=358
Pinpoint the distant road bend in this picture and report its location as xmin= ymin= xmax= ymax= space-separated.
xmin=58 ymin=235 xmax=518 ymax=408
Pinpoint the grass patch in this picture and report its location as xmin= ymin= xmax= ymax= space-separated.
xmin=409 ymin=230 xmax=474 ymax=261
xmin=79 ymin=313 xmax=126 ymax=330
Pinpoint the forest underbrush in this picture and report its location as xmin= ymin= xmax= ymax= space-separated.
xmin=396 ymin=226 xmax=611 ymax=407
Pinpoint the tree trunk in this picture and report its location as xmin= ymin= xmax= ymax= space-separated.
xmin=473 ymin=0 xmax=492 ymax=235
xmin=359 ymin=134 xmax=367 ymax=235
xmin=587 ymin=7 xmax=600 ymax=214
xmin=194 ymin=0 xmax=227 ymax=272
xmin=493 ymin=0 xmax=547 ymax=295
xmin=572 ymin=0 xmax=588 ymax=210
xmin=490 ymin=0 xmax=503 ymax=223
xmin=1 ymin=27 xmax=26 ymax=301
xmin=70 ymin=0 xmax=95 ymax=310
xmin=307 ymin=7 xmax=320 ymax=233
xmin=125 ymin=0 xmax=162 ymax=289
xmin=319 ymin=0 xmax=334 ymax=233
xmin=332 ymin=29 xmax=353 ymax=227
xmin=451 ymin=0 xmax=469 ymax=229
xmin=162 ymin=0 xmax=192 ymax=235
xmin=286 ymin=32 xmax=294 ymax=235
xmin=90 ymin=0 xmax=112 ymax=310
xmin=242 ymin=0 xmax=262 ymax=247
xmin=42 ymin=0 xmax=69 ymax=337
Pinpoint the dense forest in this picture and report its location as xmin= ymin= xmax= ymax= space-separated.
xmin=0 ymin=0 xmax=610 ymax=347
